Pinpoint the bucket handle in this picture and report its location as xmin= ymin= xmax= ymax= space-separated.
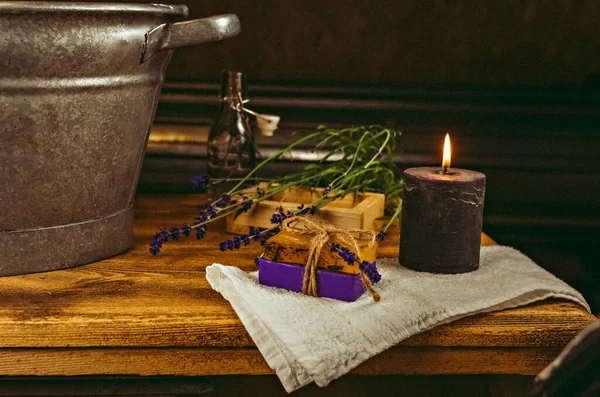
xmin=141 ymin=14 xmax=241 ymax=63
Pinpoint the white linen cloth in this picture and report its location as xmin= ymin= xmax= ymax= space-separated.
xmin=205 ymin=245 xmax=590 ymax=393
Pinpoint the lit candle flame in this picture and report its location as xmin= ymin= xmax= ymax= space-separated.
xmin=442 ymin=133 xmax=451 ymax=171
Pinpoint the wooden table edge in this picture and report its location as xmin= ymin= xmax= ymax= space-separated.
xmin=0 ymin=345 xmax=566 ymax=377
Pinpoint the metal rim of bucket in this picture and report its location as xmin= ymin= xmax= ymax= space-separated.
xmin=0 ymin=2 xmax=189 ymax=17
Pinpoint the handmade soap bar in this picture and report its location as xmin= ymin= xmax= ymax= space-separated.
xmin=258 ymin=258 xmax=366 ymax=302
xmin=262 ymin=229 xmax=377 ymax=274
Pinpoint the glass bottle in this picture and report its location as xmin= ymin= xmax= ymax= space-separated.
xmin=207 ymin=71 xmax=256 ymax=195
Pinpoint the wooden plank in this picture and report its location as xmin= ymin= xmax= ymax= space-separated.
xmin=0 ymin=282 xmax=590 ymax=349
xmin=0 ymin=194 xmax=594 ymax=376
xmin=0 ymin=346 xmax=562 ymax=377
xmin=226 ymin=187 xmax=385 ymax=233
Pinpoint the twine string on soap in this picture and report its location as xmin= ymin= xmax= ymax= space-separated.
xmin=280 ymin=217 xmax=380 ymax=302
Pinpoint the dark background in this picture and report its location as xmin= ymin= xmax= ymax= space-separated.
xmin=128 ymin=0 xmax=600 ymax=312
xmin=166 ymin=0 xmax=600 ymax=85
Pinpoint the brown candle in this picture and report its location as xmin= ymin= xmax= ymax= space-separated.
xmin=399 ymin=135 xmax=486 ymax=274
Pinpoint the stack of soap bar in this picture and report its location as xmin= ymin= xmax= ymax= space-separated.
xmin=258 ymin=229 xmax=378 ymax=302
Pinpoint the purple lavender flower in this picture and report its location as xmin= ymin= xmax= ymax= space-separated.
xmin=182 ymin=223 xmax=192 ymax=237
xmin=271 ymin=207 xmax=296 ymax=224
xmin=196 ymin=225 xmax=206 ymax=240
xmin=241 ymin=196 xmax=252 ymax=212
xmin=195 ymin=212 xmax=208 ymax=225
xmin=372 ymin=272 xmax=382 ymax=284
xmin=323 ymin=185 xmax=331 ymax=196
xmin=297 ymin=204 xmax=310 ymax=216
xmin=150 ymin=222 xmax=200 ymax=255
xmin=359 ymin=260 xmax=369 ymax=272
xmin=190 ymin=174 xmax=211 ymax=190
xmin=270 ymin=213 xmax=282 ymax=224
xmin=215 ymin=193 xmax=232 ymax=208
xmin=329 ymin=243 xmax=357 ymax=266
xmin=250 ymin=228 xmax=261 ymax=241
xmin=216 ymin=233 xmax=253 ymax=253
xmin=197 ymin=203 xmax=217 ymax=219
xmin=242 ymin=181 xmax=256 ymax=188
xmin=339 ymin=247 xmax=356 ymax=265
xmin=150 ymin=202 xmax=216 ymax=254
xmin=240 ymin=234 xmax=251 ymax=246
xmin=170 ymin=226 xmax=181 ymax=241
xmin=160 ymin=228 xmax=171 ymax=240
xmin=376 ymin=231 xmax=386 ymax=241
xmin=149 ymin=228 xmax=171 ymax=256
xmin=260 ymin=226 xmax=281 ymax=245
xmin=191 ymin=206 xmax=215 ymax=240
xmin=257 ymin=189 xmax=266 ymax=198
xmin=360 ymin=260 xmax=382 ymax=284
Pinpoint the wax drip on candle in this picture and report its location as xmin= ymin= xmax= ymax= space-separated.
xmin=442 ymin=133 xmax=451 ymax=174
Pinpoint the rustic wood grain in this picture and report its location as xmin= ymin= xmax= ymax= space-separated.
xmin=0 ymin=347 xmax=564 ymax=376
xmin=0 ymin=194 xmax=594 ymax=377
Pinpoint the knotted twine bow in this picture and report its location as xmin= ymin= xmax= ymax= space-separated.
xmin=280 ymin=217 xmax=381 ymax=302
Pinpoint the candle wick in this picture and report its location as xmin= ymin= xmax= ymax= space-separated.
xmin=443 ymin=166 xmax=448 ymax=174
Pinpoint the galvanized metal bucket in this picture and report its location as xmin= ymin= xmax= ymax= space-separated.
xmin=0 ymin=2 xmax=241 ymax=276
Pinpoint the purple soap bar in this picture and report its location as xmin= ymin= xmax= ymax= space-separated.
xmin=258 ymin=258 xmax=366 ymax=302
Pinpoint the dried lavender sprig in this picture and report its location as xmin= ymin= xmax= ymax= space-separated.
xmin=149 ymin=228 xmax=170 ymax=255
xmin=170 ymin=226 xmax=181 ymax=241
xmin=149 ymin=204 xmax=216 ymax=255
xmin=219 ymin=199 xmax=326 ymax=253
xmin=150 ymin=174 xmax=324 ymax=255
xmin=329 ymin=242 xmax=381 ymax=285
xmin=269 ymin=204 xmax=315 ymax=224
xmin=214 ymin=193 xmax=232 ymax=208
xmin=360 ymin=260 xmax=382 ymax=284
xmin=218 ymin=225 xmax=281 ymax=252
xmin=220 ymin=197 xmax=327 ymax=252
xmin=190 ymin=174 xmax=211 ymax=190
xmin=240 ymin=196 xmax=253 ymax=212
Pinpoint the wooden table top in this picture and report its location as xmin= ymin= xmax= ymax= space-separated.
xmin=0 ymin=194 xmax=594 ymax=377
